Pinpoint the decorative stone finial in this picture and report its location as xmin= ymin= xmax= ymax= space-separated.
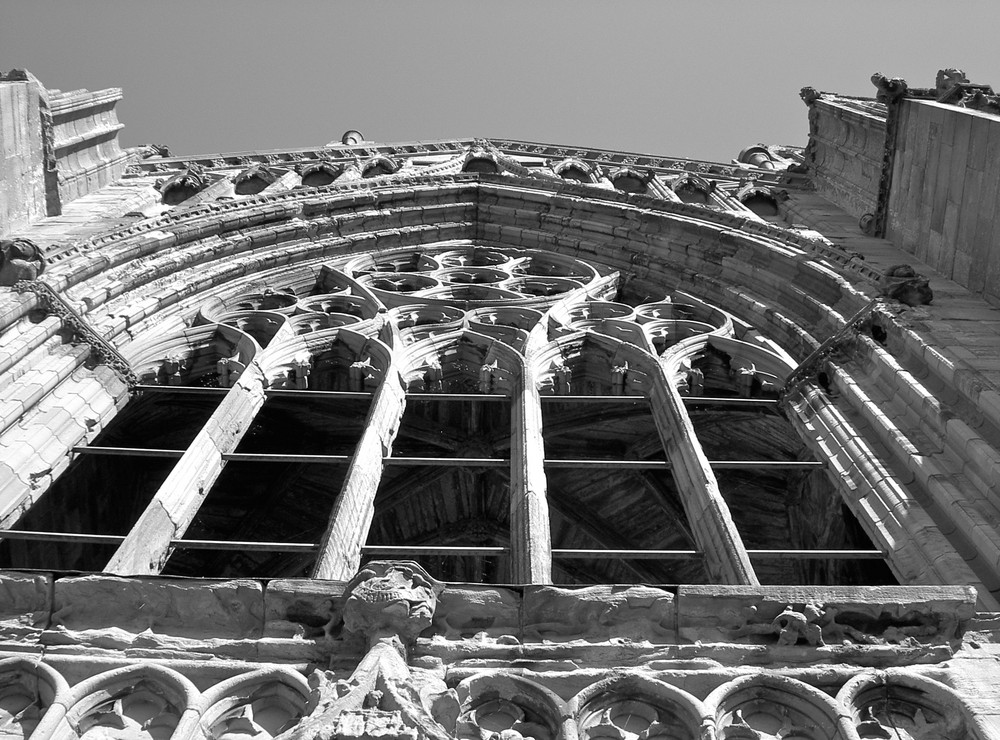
xmin=799 ymin=87 xmax=821 ymax=105
xmin=343 ymin=561 xmax=444 ymax=643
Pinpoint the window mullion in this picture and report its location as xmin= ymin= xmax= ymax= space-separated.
xmin=509 ymin=359 xmax=552 ymax=584
xmin=311 ymin=359 xmax=406 ymax=580
xmin=649 ymin=363 xmax=759 ymax=585
xmin=103 ymin=363 xmax=269 ymax=575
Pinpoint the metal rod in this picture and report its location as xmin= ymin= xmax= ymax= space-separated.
xmin=73 ymin=447 xmax=823 ymax=470
xmin=0 ymin=530 xmax=319 ymax=552
xmin=223 ymin=453 xmax=352 ymax=464
xmin=133 ymin=385 xmax=777 ymax=407
xmin=0 ymin=531 xmax=885 ymax=560
xmin=385 ymin=457 xmax=509 ymax=467
xmin=71 ymin=446 xmax=184 ymax=458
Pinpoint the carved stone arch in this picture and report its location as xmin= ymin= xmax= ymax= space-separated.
xmin=126 ymin=323 xmax=260 ymax=388
xmin=361 ymin=156 xmax=400 ymax=178
xmin=551 ymin=158 xmax=600 ymax=184
xmin=308 ymin=329 xmax=393 ymax=392
xmin=705 ymin=674 xmax=842 ymax=740
xmin=569 ymin=674 xmax=707 ymax=740
xmin=297 ymin=160 xmax=344 ymax=188
xmin=196 ymin=668 xmax=311 ymax=740
xmin=670 ymin=174 xmax=713 ymax=205
xmin=233 ymin=164 xmax=281 ymax=195
xmin=735 ymin=183 xmax=783 ymax=219
xmin=0 ymin=657 xmax=70 ymax=740
xmin=40 ymin=664 xmax=200 ymax=740
xmin=836 ymin=670 xmax=974 ymax=740
xmin=400 ymin=328 xmax=523 ymax=394
xmin=455 ymin=672 xmax=569 ymax=740
xmin=608 ymin=167 xmax=653 ymax=194
xmin=158 ymin=164 xmax=210 ymax=205
xmin=462 ymin=144 xmax=502 ymax=174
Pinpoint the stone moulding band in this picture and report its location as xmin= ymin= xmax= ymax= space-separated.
xmin=14 ymin=278 xmax=138 ymax=387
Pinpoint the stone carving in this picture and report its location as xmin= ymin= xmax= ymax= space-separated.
xmin=725 ymin=600 xmax=960 ymax=647
xmin=157 ymin=164 xmax=209 ymax=204
xmin=799 ymin=86 xmax=821 ymax=105
xmin=871 ymin=72 xmax=908 ymax=104
xmin=880 ymin=264 xmax=933 ymax=306
xmin=432 ymin=586 xmax=520 ymax=639
xmin=343 ymin=561 xmax=444 ymax=644
xmin=0 ymin=238 xmax=44 ymax=286
xmin=523 ymin=585 xmax=676 ymax=642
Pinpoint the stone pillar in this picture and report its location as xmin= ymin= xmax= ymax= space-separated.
xmin=509 ymin=357 xmax=552 ymax=583
xmin=648 ymin=362 xmax=758 ymax=585
xmin=104 ymin=363 xmax=268 ymax=575
xmin=312 ymin=364 xmax=407 ymax=580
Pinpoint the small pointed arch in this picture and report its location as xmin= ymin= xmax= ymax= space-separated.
xmin=297 ymin=160 xmax=344 ymax=188
xmin=401 ymin=328 xmax=523 ymax=394
xmin=0 ymin=657 xmax=70 ymax=740
xmin=308 ymin=328 xmax=393 ymax=392
xmin=360 ymin=156 xmax=400 ymax=178
xmin=455 ymin=672 xmax=569 ymax=740
xmin=533 ymin=329 xmax=657 ymax=397
xmin=837 ymin=670 xmax=975 ymax=740
xmin=736 ymin=182 xmax=783 ymax=219
xmin=608 ymin=166 xmax=653 ymax=194
xmin=218 ymin=310 xmax=290 ymax=349
xmin=390 ymin=304 xmax=467 ymax=345
xmin=551 ymin=157 xmax=600 ymax=183
xmin=233 ymin=163 xmax=282 ymax=195
xmin=197 ymin=668 xmax=311 ymax=740
xmin=569 ymin=674 xmax=707 ymax=740
xmin=50 ymin=664 xmax=199 ymax=740
xmin=462 ymin=143 xmax=502 ymax=174
xmin=157 ymin=164 xmax=211 ymax=205
xmin=126 ymin=323 xmax=260 ymax=388
xmin=705 ymin=674 xmax=841 ymax=740
xmin=670 ymin=173 xmax=714 ymax=205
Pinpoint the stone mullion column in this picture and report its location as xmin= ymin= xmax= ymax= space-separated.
xmin=312 ymin=359 xmax=407 ymax=581
xmin=509 ymin=357 xmax=552 ymax=584
xmin=648 ymin=363 xmax=758 ymax=585
xmin=104 ymin=362 xmax=268 ymax=575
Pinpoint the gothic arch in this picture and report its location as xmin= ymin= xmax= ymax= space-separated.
xmin=704 ymin=674 xmax=843 ymax=740
xmin=569 ymin=675 xmax=707 ymax=740
xmin=455 ymin=672 xmax=569 ymax=740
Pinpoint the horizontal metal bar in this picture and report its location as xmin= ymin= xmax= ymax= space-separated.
xmin=747 ymin=549 xmax=886 ymax=560
xmin=554 ymin=549 xmax=701 ymax=559
xmin=73 ymin=447 xmax=822 ymax=470
xmin=72 ymin=446 xmax=184 ymax=458
xmin=364 ymin=545 xmax=508 ymax=556
xmin=386 ymin=456 xmax=509 ymax=467
xmin=267 ymin=389 xmax=374 ymax=400
xmin=133 ymin=384 xmax=228 ymax=395
xmin=223 ymin=453 xmax=351 ymax=464
xmin=0 ymin=532 xmax=884 ymax=561
xmin=0 ymin=530 xmax=319 ymax=552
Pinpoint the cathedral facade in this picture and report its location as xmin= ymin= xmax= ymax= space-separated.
xmin=0 ymin=68 xmax=999 ymax=738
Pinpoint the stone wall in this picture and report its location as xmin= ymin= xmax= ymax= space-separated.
xmin=803 ymin=95 xmax=886 ymax=221
xmin=887 ymin=99 xmax=1000 ymax=304
xmin=0 ymin=71 xmax=48 ymax=236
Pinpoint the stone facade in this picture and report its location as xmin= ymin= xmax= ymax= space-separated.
xmin=1 ymin=70 xmax=1000 ymax=739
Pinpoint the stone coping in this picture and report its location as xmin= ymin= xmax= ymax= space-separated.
xmin=0 ymin=572 xmax=977 ymax=663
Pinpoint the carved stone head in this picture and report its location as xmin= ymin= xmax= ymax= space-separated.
xmin=343 ymin=561 xmax=444 ymax=642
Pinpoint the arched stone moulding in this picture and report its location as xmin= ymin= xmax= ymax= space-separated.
xmin=33 ymin=663 xmax=200 ymax=740
xmin=704 ymin=674 xmax=844 ymax=740
xmin=455 ymin=672 xmax=571 ymax=740
xmin=194 ymin=668 xmax=310 ymax=740
xmin=2 ymin=171 xmax=996 ymax=593
xmin=568 ymin=674 xmax=707 ymax=740
xmin=0 ymin=657 xmax=70 ymax=740
xmin=836 ymin=670 xmax=977 ymax=740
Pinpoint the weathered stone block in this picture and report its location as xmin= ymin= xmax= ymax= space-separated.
xmin=51 ymin=575 xmax=263 ymax=639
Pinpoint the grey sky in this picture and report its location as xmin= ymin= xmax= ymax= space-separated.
xmin=4 ymin=1 xmax=999 ymax=162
